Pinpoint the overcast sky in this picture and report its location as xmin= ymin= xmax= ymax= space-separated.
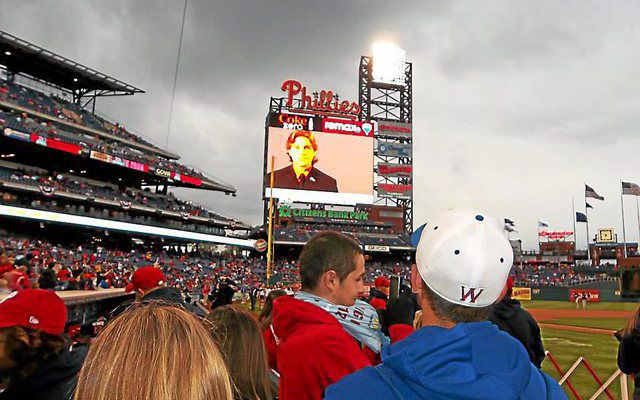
xmin=3 ymin=0 xmax=640 ymax=250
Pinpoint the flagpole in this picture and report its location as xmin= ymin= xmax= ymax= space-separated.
xmin=636 ymin=196 xmax=640 ymax=248
xmin=572 ymin=197 xmax=577 ymax=252
xmin=585 ymin=184 xmax=591 ymax=264
xmin=621 ymin=180 xmax=628 ymax=258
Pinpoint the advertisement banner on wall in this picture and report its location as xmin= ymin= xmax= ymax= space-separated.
xmin=377 ymin=183 xmax=412 ymax=199
xmin=378 ymin=163 xmax=412 ymax=177
xmin=155 ymin=168 xmax=172 ymax=178
xmin=512 ymin=287 xmax=532 ymax=301
xmin=364 ymin=245 xmax=390 ymax=252
xmin=569 ymin=289 xmax=600 ymax=303
xmin=377 ymin=121 xmax=412 ymax=139
xmin=90 ymin=150 xmax=112 ymax=163
xmin=377 ymin=142 xmax=412 ymax=158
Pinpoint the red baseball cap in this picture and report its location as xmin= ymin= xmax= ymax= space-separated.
xmin=125 ymin=266 xmax=166 ymax=293
xmin=374 ymin=276 xmax=390 ymax=288
xmin=0 ymin=289 xmax=67 ymax=335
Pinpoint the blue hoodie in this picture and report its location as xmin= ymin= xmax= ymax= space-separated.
xmin=324 ymin=322 xmax=567 ymax=400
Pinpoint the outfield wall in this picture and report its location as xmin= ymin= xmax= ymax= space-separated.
xmin=531 ymin=286 xmax=626 ymax=302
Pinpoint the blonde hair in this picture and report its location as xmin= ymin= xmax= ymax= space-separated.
xmin=74 ymin=303 xmax=233 ymax=400
xmin=207 ymin=306 xmax=273 ymax=400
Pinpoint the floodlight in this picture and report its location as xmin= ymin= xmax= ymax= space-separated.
xmin=371 ymin=42 xmax=406 ymax=85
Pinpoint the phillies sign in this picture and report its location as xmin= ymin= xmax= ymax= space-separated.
xmin=281 ymin=79 xmax=361 ymax=115
xmin=321 ymin=118 xmax=376 ymax=137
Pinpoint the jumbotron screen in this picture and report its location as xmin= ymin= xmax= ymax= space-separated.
xmin=264 ymin=113 xmax=374 ymax=205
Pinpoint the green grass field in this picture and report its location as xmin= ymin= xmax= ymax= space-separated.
xmin=521 ymin=300 xmax=639 ymax=311
xmin=523 ymin=301 xmax=639 ymax=399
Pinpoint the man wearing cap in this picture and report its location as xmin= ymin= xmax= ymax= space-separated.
xmin=325 ymin=209 xmax=566 ymax=400
xmin=489 ymin=277 xmax=546 ymax=369
xmin=0 ymin=289 xmax=87 ymax=400
xmin=368 ymin=276 xmax=390 ymax=310
xmin=125 ymin=266 xmax=206 ymax=317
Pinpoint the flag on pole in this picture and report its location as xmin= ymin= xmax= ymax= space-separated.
xmin=586 ymin=202 xmax=593 ymax=209
xmin=538 ymin=221 xmax=549 ymax=228
xmin=504 ymin=225 xmax=517 ymax=233
xmin=576 ymin=212 xmax=588 ymax=223
xmin=504 ymin=218 xmax=515 ymax=226
xmin=585 ymin=184 xmax=605 ymax=200
xmin=622 ymin=181 xmax=640 ymax=196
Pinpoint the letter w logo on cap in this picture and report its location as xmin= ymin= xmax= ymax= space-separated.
xmin=460 ymin=286 xmax=484 ymax=303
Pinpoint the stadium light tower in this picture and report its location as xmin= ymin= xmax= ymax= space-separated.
xmin=359 ymin=42 xmax=413 ymax=233
xmin=371 ymin=42 xmax=406 ymax=86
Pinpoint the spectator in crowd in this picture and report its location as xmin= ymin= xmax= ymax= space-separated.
xmin=210 ymin=277 xmax=237 ymax=310
xmin=367 ymin=276 xmax=389 ymax=310
xmin=258 ymin=289 xmax=287 ymax=371
xmin=488 ymin=277 xmax=546 ymax=368
xmin=616 ymin=303 xmax=640 ymax=399
xmin=207 ymin=305 xmax=275 ymax=400
xmin=272 ymin=231 xmax=410 ymax=400
xmin=74 ymin=304 xmax=233 ymax=400
xmin=4 ymin=263 xmax=29 ymax=292
xmin=325 ymin=210 xmax=566 ymax=400
xmin=0 ymin=255 xmax=12 ymax=275
xmin=38 ymin=262 xmax=58 ymax=290
xmin=126 ymin=265 xmax=205 ymax=317
xmin=0 ymin=289 xmax=87 ymax=400
xmin=250 ymin=284 xmax=261 ymax=311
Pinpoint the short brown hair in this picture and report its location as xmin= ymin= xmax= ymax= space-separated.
xmin=74 ymin=303 xmax=233 ymax=400
xmin=300 ymin=231 xmax=363 ymax=290
xmin=422 ymin=281 xmax=493 ymax=323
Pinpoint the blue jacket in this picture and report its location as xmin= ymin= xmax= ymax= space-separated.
xmin=324 ymin=322 xmax=567 ymax=400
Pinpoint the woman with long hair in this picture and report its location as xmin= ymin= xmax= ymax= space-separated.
xmin=617 ymin=303 xmax=640 ymax=399
xmin=257 ymin=289 xmax=287 ymax=371
xmin=74 ymin=303 xmax=233 ymax=400
xmin=207 ymin=305 xmax=274 ymax=400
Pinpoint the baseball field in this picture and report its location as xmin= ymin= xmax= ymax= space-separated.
xmin=521 ymin=300 xmax=639 ymax=399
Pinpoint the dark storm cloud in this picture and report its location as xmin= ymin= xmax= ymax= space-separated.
xmin=3 ymin=1 xmax=640 ymax=249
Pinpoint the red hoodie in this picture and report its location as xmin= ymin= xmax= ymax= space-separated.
xmin=272 ymin=296 xmax=371 ymax=400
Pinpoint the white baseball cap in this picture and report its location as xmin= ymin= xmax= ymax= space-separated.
xmin=414 ymin=209 xmax=513 ymax=308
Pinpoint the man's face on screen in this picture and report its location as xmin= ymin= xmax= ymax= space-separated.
xmin=289 ymin=136 xmax=316 ymax=170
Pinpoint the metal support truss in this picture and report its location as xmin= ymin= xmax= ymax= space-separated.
xmin=359 ymin=56 xmax=414 ymax=233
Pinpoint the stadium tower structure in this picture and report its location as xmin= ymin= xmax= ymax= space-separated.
xmin=358 ymin=54 xmax=413 ymax=233
xmin=0 ymin=30 xmax=253 ymax=249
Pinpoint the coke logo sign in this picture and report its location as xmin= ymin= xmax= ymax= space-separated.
xmin=278 ymin=113 xmax=312 ymax=130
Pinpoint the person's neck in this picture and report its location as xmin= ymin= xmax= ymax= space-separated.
xmin=293 ymin=164 xmax=311 ymax=178
xmin=300 ymin=288 xmax=336 ymax=304
xmin=420 ymin=302 xmax=456 ymax=329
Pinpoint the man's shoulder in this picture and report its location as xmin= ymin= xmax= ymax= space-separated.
xmin=311 ymin=168 xmax=337 ymax=183
xmin=325 ymin=365 xmax=393 ymax=400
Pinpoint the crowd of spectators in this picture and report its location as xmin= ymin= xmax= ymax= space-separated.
xmin=0 ymin=165 xmax=232 ymax=222
xmin=511 ymin=262 xmax=617 ymax=287
xmin=0 ymin=189 xmax=227 ymax=236
xmin=0 ymin=83 xmax=210 ymax=182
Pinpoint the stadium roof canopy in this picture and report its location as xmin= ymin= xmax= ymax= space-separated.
xmin=0 ymin=30 xmax=144 ymax=96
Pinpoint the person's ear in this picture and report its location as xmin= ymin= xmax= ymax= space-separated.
xmin=410 ymin=264 xmax=423 ymax=294
xmin=322 ymin=270 xmax=340 ymax=293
